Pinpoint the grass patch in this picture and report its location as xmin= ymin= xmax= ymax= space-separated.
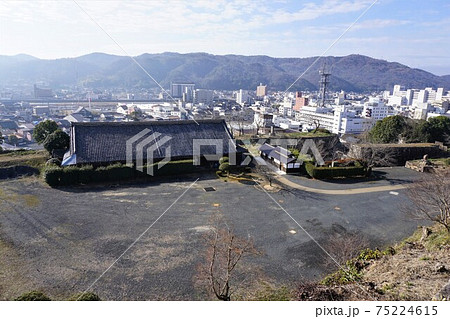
xmin=22 ymin=194 xmax=40 ymax=208
xmin=234 ymin=282 xmax=294 ymax=301
xmin=397 ymin=225 xmax=450 ymax=251
xmin=429 ymin=157 xmax=450 ymax=166
xmin=277 ymin=131 xmax=333 ymax=138
xmin=0 ymin=150 xmax=48 ymax=168
xmin=14 ymin=291 xmax=51 ymax=301
xmin=321 ymin=261 xmax=363 ymax=285
xmin=424 ymin=230 xmax=450 ymax=250
xmin=252 ymin=283 xmax=293 ymax=301
xmin=321 ymin=248 xmax=386 ymax=286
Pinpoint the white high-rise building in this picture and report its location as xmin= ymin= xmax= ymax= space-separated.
xmin=236 ymin=89 xmax=249 ymax=105
xmin=393 ymin=85 xmax=406 ymax=96
xmin=193 ymin=89 xmax=213 ymax=104
xmin=170 ymin=82 xmax=195 ymax=101
xmin=333 ymin=105 xmax=374 ymax=134
xmin=363 ymin=97 xmax=389 ymax=120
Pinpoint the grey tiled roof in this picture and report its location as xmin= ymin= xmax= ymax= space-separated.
xmin=0 ymin=120 xmax=18 ymax=130
xmin=69 ymin=119 xmax=237 ymax=164
xmin=259 ymin=143 xmax=296 ymax=164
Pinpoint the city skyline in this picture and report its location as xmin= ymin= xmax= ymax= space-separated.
xmin=0 ymin=0 xmax=450 ymax=75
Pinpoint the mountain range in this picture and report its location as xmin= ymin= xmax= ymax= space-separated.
xmin=0 ymin=52 xmax=449 ymax=93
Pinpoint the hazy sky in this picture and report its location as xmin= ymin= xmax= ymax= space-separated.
xmin=1 ymin=0 xmax=449 ymax=74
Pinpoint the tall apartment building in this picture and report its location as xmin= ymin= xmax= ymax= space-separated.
xmin=256 ymin=83 xmax=267 ymax=97
xmin=333 ymin=105 xmax=374 ymax=134
xmin=294 ymin=92 xmax=309 ymax=111
xmin=236 ymin=89 xmax=249 ymax=105
xmin=387 ymin=84 xmax=446 ymax=107
xmin=193 ymin=89 xmax=213 ymax=104
xmin=170 ymin=82 xmax=195 ymax=101
xmin=363 ymin=97 xmax=389 ymax=120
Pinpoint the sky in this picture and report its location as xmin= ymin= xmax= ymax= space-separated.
xmin=0 ymin=0 xmax=449 ymax=75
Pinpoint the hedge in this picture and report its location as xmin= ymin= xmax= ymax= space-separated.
xmin=68 ymin=292 xmax=101 ymax=301
xmin=44 ymin=160 xmax=198 ymax=187
xmin=304 ymin=161 xmax=368 ymax=179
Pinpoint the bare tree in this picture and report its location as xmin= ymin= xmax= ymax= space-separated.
xmin=253 ymin=117 xmax=262 ymax=136
xmin=254 ymin=162 xmax=275 ymax=186
xmin=198 ymin=215 xmax=260 ymax=301
xmin=227 ymin=110 xmax=250 ymax=137
xmin=350 ymin=130 xmax=398 ymax=168
xmin=356 ymin=145 xmax=397 ymax=168
xmin=314 ymin=135 xmax=345 ymax=163
xmin=300 ymin=114 xmax=321 ymax=133
xmin=323 ymin=233 xmax=369 ymax=271
xmin=404 ymin=169 xmax=450 ymax=232
xmin=311 ymin=119 xmax=321 ymax=133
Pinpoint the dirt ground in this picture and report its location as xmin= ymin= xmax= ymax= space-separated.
xmin=0 ymin=170 xmax=424 ymax=300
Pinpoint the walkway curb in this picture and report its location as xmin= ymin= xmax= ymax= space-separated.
xmin=276 ymin=176 xmax=407 ymax=195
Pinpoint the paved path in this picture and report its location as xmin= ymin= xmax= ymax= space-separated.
xmin=275 ymin=175 xmax=407 ymax=195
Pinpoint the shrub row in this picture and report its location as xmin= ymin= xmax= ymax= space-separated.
xmin=304 ymin=161 xmax=368 ymax=179
xmin=44 ymin=160 xmax=198 ymax=187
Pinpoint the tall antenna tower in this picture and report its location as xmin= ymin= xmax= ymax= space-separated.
xmin=319 ymin=64 xmax=331 ymax=108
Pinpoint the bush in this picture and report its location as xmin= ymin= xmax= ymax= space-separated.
xmin=78 ymin=165 xmax=94 ymax=184
xmin=304 ymin=161 xmax=367 ymax=179
xmin=357 ymin=248 xmax=382 ymax=261
xmin=44 ymin=166 xmax=64 ymax=186
xmin=43 ymin=129 xmax=69 ymax=154
xmin=321 ymin=260 xmax=363 ymax=285
xmin=101 ymin=163 xmax=135 ymax=182
xmin=313 ymin=128 xmax=331 ymax=134
xmin=15 ymin=291 xmax=51 ymax=301
xmin=219 ymin=156 xmax=229 ymax=165
xmin=218 ymin=162 xmax=230 ymax=173
xmin=304 ymin=161 xmax=315 ymax=177
xmin=68 ymin=292 xmax=101 ymax=301
xmin=46 ymin=158 xmax=61 ymax=166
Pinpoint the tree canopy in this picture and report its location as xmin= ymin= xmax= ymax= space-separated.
xmin=368 ymin=115 xmax=450 ymax=145
xmin=368 ymin=115 xmax=406 ymax=143
xmin=33 ymin=120 xmax=59 ymax=144
xmin=43 ymin=129 xmax=70 ymax=153
xmin=423 ymin=116 xmax=450 ymax=144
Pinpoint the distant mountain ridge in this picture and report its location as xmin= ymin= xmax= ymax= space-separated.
xmin=0 ymin=52 xmax=449 ymax=93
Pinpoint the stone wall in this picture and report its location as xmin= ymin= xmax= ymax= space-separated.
xmin=349 ymin=143 xmax=447 ymax=166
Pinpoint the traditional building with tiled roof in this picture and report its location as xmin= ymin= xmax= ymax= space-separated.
xmin=62 ymin=119 xmax=244 ymax=167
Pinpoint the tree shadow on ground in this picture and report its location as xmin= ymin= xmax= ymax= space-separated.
xmin=54 ymin=171 xmax=219 ymax=194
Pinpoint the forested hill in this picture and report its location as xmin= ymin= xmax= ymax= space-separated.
xmin=1 ymin=52 xmax=449 ymax=92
